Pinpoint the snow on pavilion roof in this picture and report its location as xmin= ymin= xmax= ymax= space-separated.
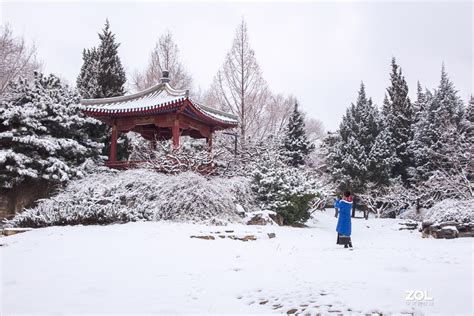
xmin=81 ymin=83 xmax=238 ymax=127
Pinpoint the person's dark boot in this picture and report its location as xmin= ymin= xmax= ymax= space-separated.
xmin=344 ymin=244 xmax=349 ymax=248
xmin=349 ymin=242 xmax=353 ymax=248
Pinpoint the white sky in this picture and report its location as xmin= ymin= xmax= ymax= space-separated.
xmin=1 ymin=0 xmax=472 ymax=131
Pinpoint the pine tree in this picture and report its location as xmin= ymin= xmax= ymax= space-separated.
xmin=76 ymin=48 xmax=99 ymax=99
xmin=0 ymin=72 xmax=103 ymax=188
xmin=382 ymin=58 xmax=414 ymax=183
xmin=329 ymin=83 xmax=385 ymax=192
xmin=281 ymin=103 xmax=314 ymax=166
xmin=410 ymin=65 xmax=467 ymax=183
xmin=76 ymin=20 xmax=128 ymax=159
xmin=96 ymin=19 xmax=126 ymax=98
xmin=251 ymin=153 xmax=317 ymax=225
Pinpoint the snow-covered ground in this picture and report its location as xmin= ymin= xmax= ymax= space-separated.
xmin=1 ymin=210 xmax=472 ymax=315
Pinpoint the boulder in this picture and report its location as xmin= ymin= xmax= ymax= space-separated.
xmin=269 ymin=213 xmax=284 ymax=226
xmin=431 ymin=226 xmax=459 ymax=239
xmin=247 ymin=214 xmax=268 ymax=225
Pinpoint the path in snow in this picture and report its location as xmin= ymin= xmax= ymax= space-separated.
xmin=1 ymin=210 xmax=472 ymax=315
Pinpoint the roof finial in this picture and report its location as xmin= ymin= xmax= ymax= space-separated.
xmin=161 ymin=70 xmax=170 ymax=84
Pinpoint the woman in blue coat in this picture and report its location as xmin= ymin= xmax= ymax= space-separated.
xmin=335 ymin=191 xmax=353 ymax=248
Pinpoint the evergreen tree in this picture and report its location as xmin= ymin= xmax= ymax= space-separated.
xmin=413 ymin=82 xmax=427 ymax=124
xmin=0 ymin=72 xmax=103 ymax=188
xmin=76 ymin=20 xmax=128 ymax=159
xmin=329 ymin=83 xmax=385 ymax=192
xmin=251 ymin=153 xmax=317 ymax=225
xmin=281 ymin=103 xmax=314 ymax=166
xmin=96 ymin=20 xmax=126 ymax=98
xmin=76 ymin=48 xmax=99 ymax=99
xmin=410 ymin=65 xmax=467 ymax=182
xmin=383 ymin=58 xmax=414 ymax=183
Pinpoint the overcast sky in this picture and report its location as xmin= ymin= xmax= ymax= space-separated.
xmin=1 ymin=1 xmax=472 ymax=130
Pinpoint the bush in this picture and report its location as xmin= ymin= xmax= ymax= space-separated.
xmin=251 ymin=156 xmax=319 ymax=225
xmin=424 ymin=199 xmax=473 ymax=224
xmin=5 ymin=169 xmax=253 ymax=228
xmin=276 ymin=194 xmax=315 ymax=225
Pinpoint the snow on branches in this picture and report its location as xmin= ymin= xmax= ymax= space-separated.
xmin=0 ymin=72 xmax=103 ymax=188
xmin=5 ymin=169 xmax=253 ymax=228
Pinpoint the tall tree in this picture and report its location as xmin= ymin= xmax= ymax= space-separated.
xmin=329 ymin=83 xmax=383 ymax=192
xmin=0 ymin=25 xmax=41 ymax=98
xmin=96 ymin=19 xmax=126 ymax=98
xmin=131 ymin=31 xmax=192 ymax=91
xmin=281 ymin=103 xmax=314 ymax=166
xmin=76 ymin=20 xmax=128 ymax=159
xmin=76 ymin=48 xmax=99 ymax=99
xmin=208 ymin=19 xmax=269 ymax=143
xmin=76 ymin=20 xmax=126 ymax=98
xmin=410 ymin=65 xmax=467 ymax=183
xmin=257 ymin=93 xmax=296 ymax=139
xmin=382 ymin=58 xmax=414 ymax=183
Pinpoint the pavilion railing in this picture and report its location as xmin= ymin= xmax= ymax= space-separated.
xmin=105 ymin=159 xmax=216 ymax=175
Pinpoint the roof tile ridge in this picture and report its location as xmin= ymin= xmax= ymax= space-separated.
xmin=81 ymin=83 xmax=166 ymax=106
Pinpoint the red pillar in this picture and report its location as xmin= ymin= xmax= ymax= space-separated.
xmin=172 ymin=117 xmax=180 ymax=149
xmin=206 ymin=133 xmax=213 ymax=152
xmin=150 ymin=138 xmax=157 ymax=151
xmin=110 ymin=123 xmax=118 ymax=162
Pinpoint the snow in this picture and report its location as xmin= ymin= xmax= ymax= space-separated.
xmin=424 ymin=199 xmax=474 ymax=224
xmin=2 ymin=210 xmax=472 ymax=315
xmin=5 ymin=170 xmax=250 ymax=228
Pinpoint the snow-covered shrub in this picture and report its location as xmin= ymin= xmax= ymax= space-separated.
xmin=5 ymin=169 xmax=250 ymax=228
xmin=358 ymin=180 xmax=416 ymax=218
xmin=423 ymin=199 xmax=473 ymax=224
xmin=251 ymin=156 xmax=319 ymax=225
xmin=215 ymin=176 xmax=257 ymax=214
xmin=0 ymin=72 xmax=103 ymax=188
xmin=129 ymin=137 xmax=219 ymax=174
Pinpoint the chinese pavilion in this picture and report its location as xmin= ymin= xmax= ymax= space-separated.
xmin=81 ymin=71 xmax=238 ymax=169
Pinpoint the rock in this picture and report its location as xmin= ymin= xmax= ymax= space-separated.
xmin=239 ymin=235 xmax=257 ymax=241
xmin=439 ymin=221 xmax=460 ymax=228
xmin=190 ymin=235 xmax=215 ymax=240
xmin=247 ymin=214 xmax=268 ymax=225
xmin=3 ymin=228 xmax=33 ymax=236
xmin=286 ymin=308 xmax=298 ymax=314
xmin=421 ymin=221 xmax=434 ymax=230
xmin=431 ymin=226 xmax=458 ymax=239
xmin=269 ymin=213 xmax=284 ymax=226
xmin=459 ymin=231 xmax=474 ymax=237
xmin=399 ymin=222 xmax=418 ymax=230
xmin=421 ymin=220 xmax=472 ymax=239
xmin=267 ymin=232 xmax=276 ymax=239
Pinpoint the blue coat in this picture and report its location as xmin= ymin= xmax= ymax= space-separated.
xmin=335 ymin=199 xmax=352 ymax=236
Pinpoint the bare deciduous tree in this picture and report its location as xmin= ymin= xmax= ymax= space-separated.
xmin=305 ymin=117 xmax=325 ymax=141
xmin=0 ymin=25 xmax=41 ymax=97
xmin=208 ymin=19 xmax=270 ymax=143
xmin=256 ymin=93 xmax=296 ymax=139
xmin=131 ymin=31 xmax=192 ymax=91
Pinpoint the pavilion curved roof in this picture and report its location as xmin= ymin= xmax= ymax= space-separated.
xmin=81 ymin=83 xmax=238 ymax=128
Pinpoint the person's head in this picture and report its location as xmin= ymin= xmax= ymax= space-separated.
xmin=343 ymin=191 xmax=351 ymax=200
